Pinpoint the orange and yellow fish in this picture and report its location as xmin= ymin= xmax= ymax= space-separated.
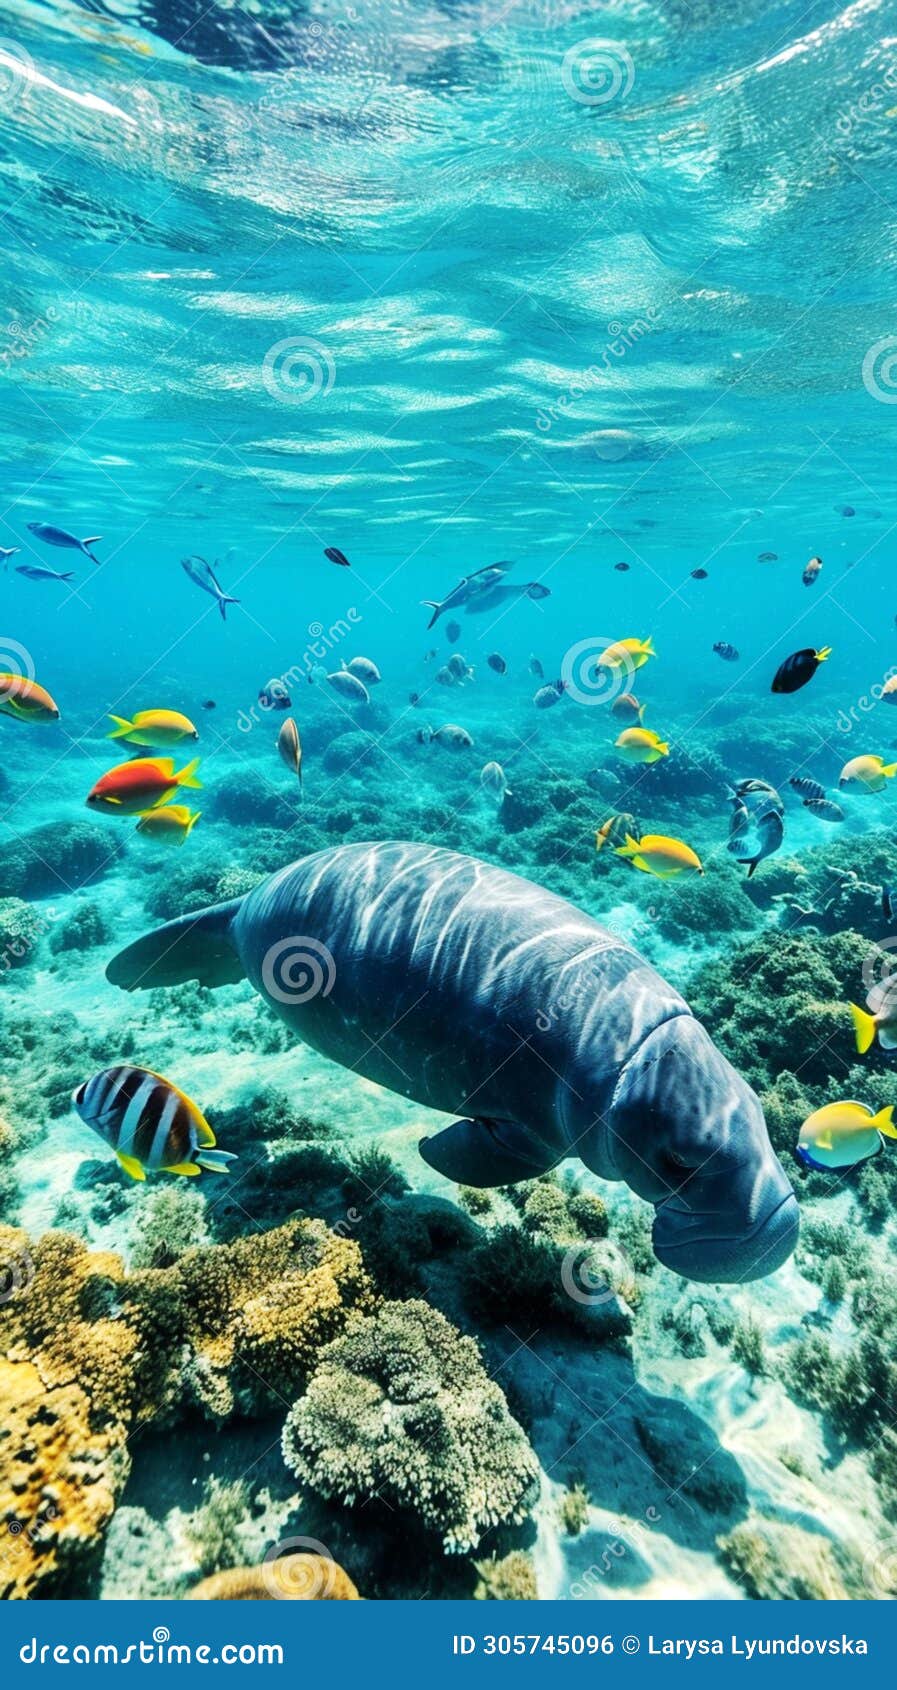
xmin=87 ymin=756 xmax=201 ymax=816
xmin=0 ymin=673 xmax=59 ymax=722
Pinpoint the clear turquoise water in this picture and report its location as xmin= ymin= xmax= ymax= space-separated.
xmin=4 ymin=0 xmax=897 ymax=1605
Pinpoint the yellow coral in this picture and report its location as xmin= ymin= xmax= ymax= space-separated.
xmin=0 ymin=1219 xmax=376 ymax=1598
xmin=186 ymin=1555 xmax=360 ymax=1600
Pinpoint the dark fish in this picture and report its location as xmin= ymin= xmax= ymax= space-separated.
xmin=803 ymin=797 xmax=844 ymax=822
xmin=408 ymin=691 xmax=420 ymax=706
xmin=324 ymin=546 xmax=351 ymax=568
xmin=201 ymin=699 xmax=217 ymax=711
xmin=533 ymin=680 xmax=566 ymax=709
xmin=529 ymin=655 xmax=544 ymax=679
xmin=789 ymin=776 xmax=825 ymax=801
xmin=713 ymin=642 xmax=739 ymax=662
xmin=15 ymin=563 xmax=75 ymax=582
xmin=691 ymin=568 xmax=708 ymax=580
xmin=445 ymin=619 xmax=462 ymax=644
xmin=181 ymin=555 xmax=240 ymax=621
xmin=424 ymin=649 xmax=438 ymax=662
xmin=883 ymin=886 xmax=896 ymax=924
xmin=757 ymin=551 xmax=778 ymax=562
xmin=837 ymin=506 xmax=855 ymax=517
xmin=72 ymin=1065 xmax=237 ymax=1180
xmin=802 ymin=556 xmax=822 ymax=586
xmin=487 ymin=652 xmax=507 ymax=674
xmin=614 ymin=561 xmax=630 ymax=573
xmin=771 ymin=647 xmax=831 ymax=694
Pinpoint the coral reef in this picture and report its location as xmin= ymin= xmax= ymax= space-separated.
xmin=187 ymin=1555 xmax=361 ymax=1600
xmin=0 ymin=822 xmax=122 ymax=901
xmin=718 ymin=1516 xmax=865 ymax=1600
xmin=0 ymin=898 xmax=42 ymax=969
xmin=282 ymin=1300 xmax=539 ymax=1553
xmin=49 ymin=899 xmax=111 ymax=953
xmin=473 ymin=1551 xmax=539 ymax=1600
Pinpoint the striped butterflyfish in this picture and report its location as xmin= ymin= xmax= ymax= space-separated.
xmin=72 ymin=1065 xmax=237 ymax=1181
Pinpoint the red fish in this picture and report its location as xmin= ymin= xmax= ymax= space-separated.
xmin=87 ymin=756 xmax=201 ymax=815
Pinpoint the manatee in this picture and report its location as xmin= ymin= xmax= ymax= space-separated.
xmin=106 ymin=842 xmax=798 ymax=1283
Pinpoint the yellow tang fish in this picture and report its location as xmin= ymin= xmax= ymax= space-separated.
xmin=797 ymin=1099 xmax=897 ymax=1171
xmin=614 ymin=726 xmax=669 ymax=764
xmin=597 ymin=636 xmax=656 ymax=673
xmin=839 ymin=754 xmax=897 ymax=794
xmin=108 ymin=708 xmax=199 ymax=747
xmin=136 ymin=805 xmax=201 ymax=845
xmin=614 ymin=832 xmax=703 ymax=879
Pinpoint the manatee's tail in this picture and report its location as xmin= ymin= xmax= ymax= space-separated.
xmin=106 ymin=897 xmax=246 ymax=991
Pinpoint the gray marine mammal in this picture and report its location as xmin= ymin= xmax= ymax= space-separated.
xmin=106 ymin=840 xmax=798 ymax=1283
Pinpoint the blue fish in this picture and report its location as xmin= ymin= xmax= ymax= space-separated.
xmin=27 ymin=522 xmax=101 ymax=564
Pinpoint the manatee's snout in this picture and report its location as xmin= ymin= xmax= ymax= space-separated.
xmin=607 ymin=1016 xmax=799 ymax=1284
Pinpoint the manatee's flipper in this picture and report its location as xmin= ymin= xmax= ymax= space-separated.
xmin=419 ymin=1116 xmax=562 ymax=1187
xmin=106 ymin=898 xmax=246 ymax=992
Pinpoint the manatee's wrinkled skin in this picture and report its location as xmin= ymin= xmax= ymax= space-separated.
xmin=107 ymin=841 xmax=798 ymax=1283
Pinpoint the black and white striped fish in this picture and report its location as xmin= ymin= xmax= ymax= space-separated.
xmin=72 ymin=1065 xmax=236 ymax=1181
xmin=788 ymin=776 xmax=826 ymax=801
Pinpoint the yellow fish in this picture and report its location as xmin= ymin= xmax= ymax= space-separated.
xmin=615 ymin=726 xmax=669 ymax=764
xmin=108 ymin=708 xmax=199 ymax=747
xmin=614 ymin=832 xmax=702 ymax=879
xmin=136 ymin=805 xmax=201 ymax=845
xmin=597 ymin=636 xmax=656 ymax=673
xmin=839 ymin=754 xmax=897 ymax=794
xmin=797 ymin=1099 xmax=897 ymax=1171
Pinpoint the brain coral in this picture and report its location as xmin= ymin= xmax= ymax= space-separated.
xmin=281 ymin=1299 xmax=540 ymax=1553
xmin=187 ymin=1554 xmax=360 ymax=1600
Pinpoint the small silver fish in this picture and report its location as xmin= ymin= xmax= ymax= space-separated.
xmin=803 ymin=797 xmax=845 ymax=822
xmin=16 ymin=563 xmax=75 ymax=583
xmin=533 ymin=681 xmax=565 ymax=709
xmin=346 ymin=656 xmax=381 ymax=686
xmin=327 ymin=669 xmax=370 ymax=704
xmin=181 ymin=555 xmax=240 ymax=621
xmin=480 ymin=760 xmax=511 ymax=803
xmin=432 ymin=723 xmax=473 ymax=749
xmin=28 ymin=522 xmax=101 ymax=565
